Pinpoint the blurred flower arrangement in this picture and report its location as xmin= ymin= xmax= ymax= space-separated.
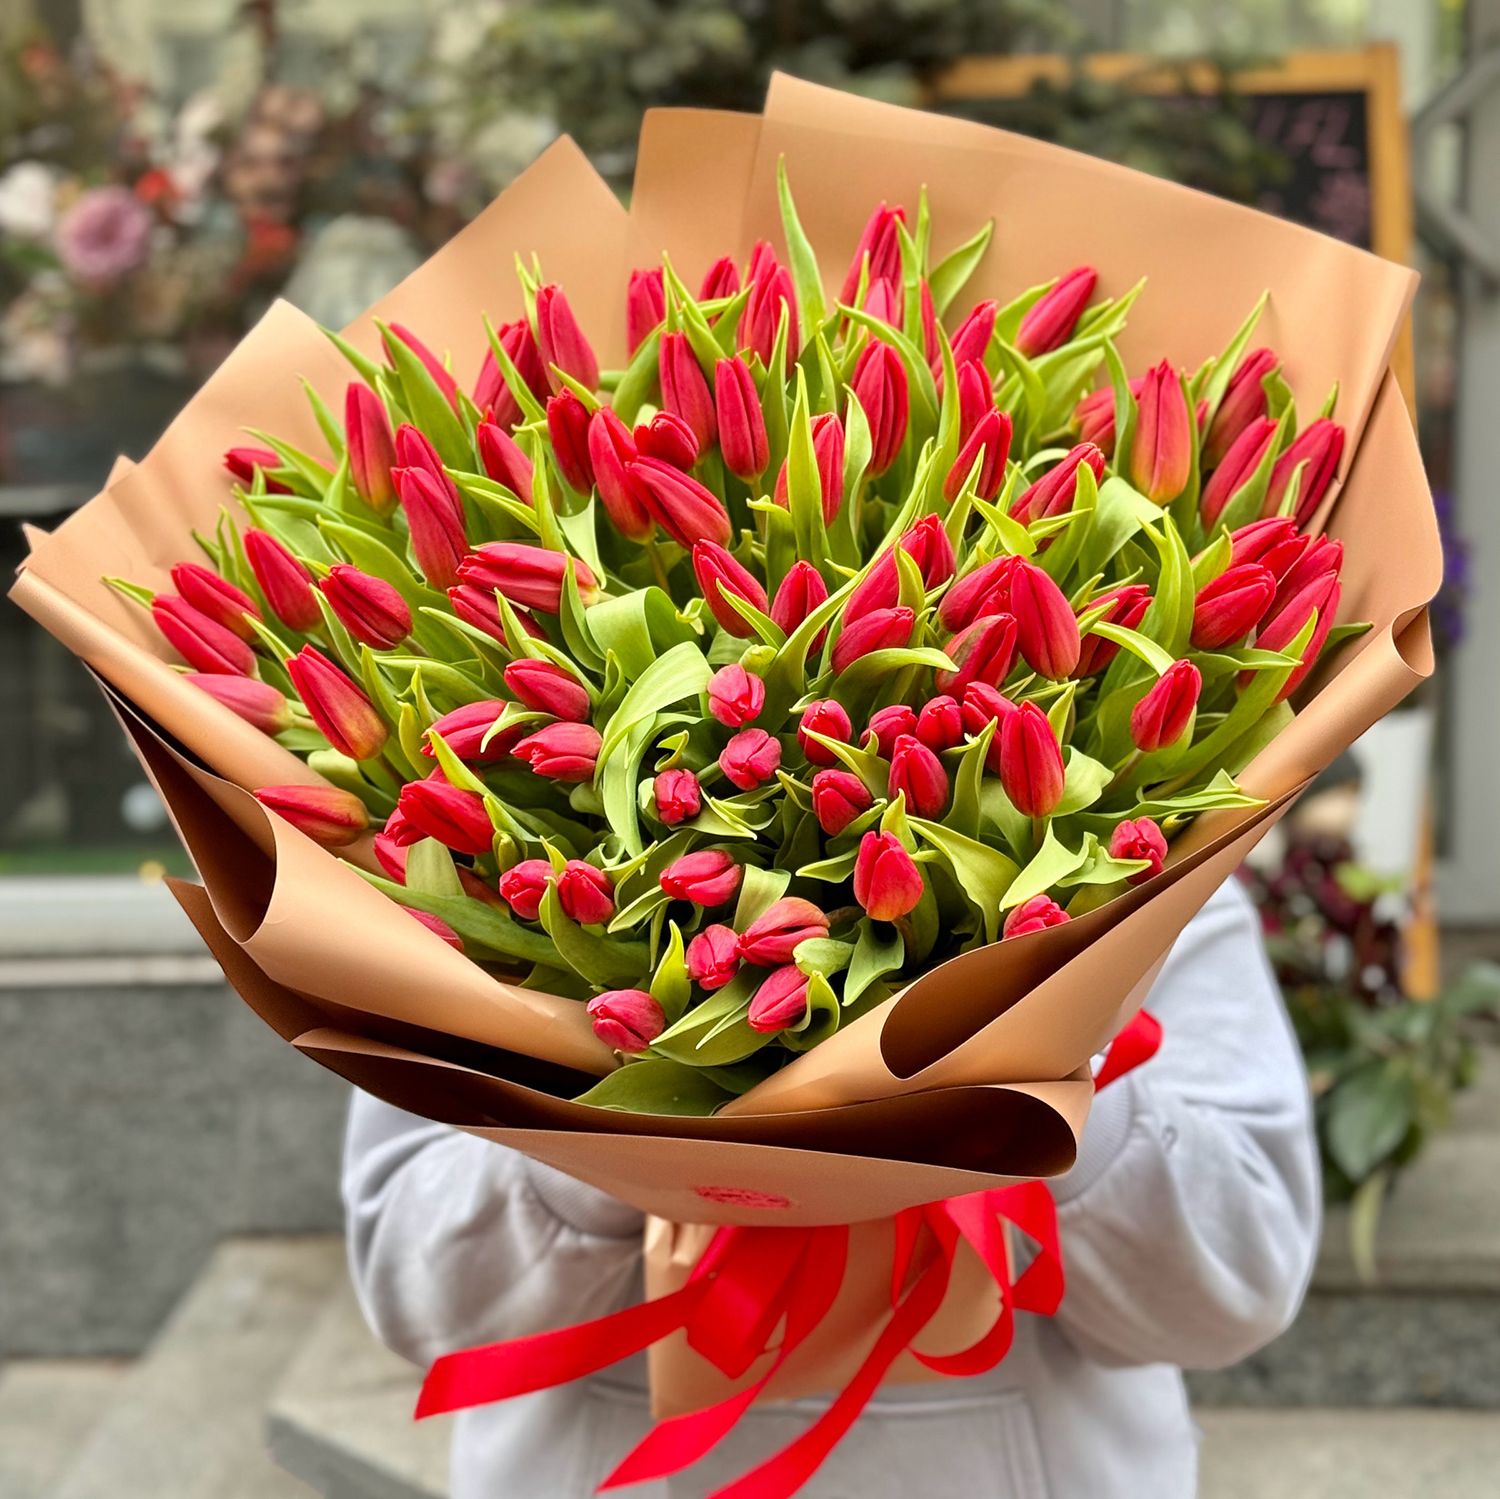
xmin=1242 ymin=833 xmax=1500 ymax=1273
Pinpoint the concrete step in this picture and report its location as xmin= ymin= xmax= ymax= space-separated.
xmin=1198 ymin=1409 xmax=1500 ymax=1498
xmin=50 ymin=1236 xmax=344 ymax=1499
xmin=266 ymin=1279 xmax=449 ymax=1499
xmin=0 ymin=1359 xmax=131 ymax=1499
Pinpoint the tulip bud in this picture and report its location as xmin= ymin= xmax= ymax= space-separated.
xmin=686 ymin=924 xmax=740 ymax=990
xmin=171 ymin=562 xmax=260 ymax=641
xmin=394 ymin=776 xmax=493 ymax=856
xmin=741 ymin=259 xmax=798 ymax=370
xmin=719 ymin=727 xmax=781 ymax=790
xmin=477 ymin=421 xmax=535 ymax=498
xmin=424 ymin=701 xmax=520 ymax=763
xmin=867 ymin=704 xmax=918 ymax=759
xmin=845 ymin=515 xmax=954 ymax=623
xmin=1203 ymin=347 xmax=1278 ymax=469
xmin=557 ymin=860 xmax=614 ymax=925
xmin=915 ymin=694 xmax=965 ymax=751
xmin=935 ymin=613 xmax=1018 ymax=695
xmin=1191 ymin=563 xmax=1275 ymax=650
xmin=943 ymin=408 xmax=1011 ymax=502
xmin=1072 ymin=386 xmax=1118 ymax=454
xmin=540 ymin=390 xmax=592 ymax=494
xmin=320 ymin=565 xmax=411 ymax=650
xmin=811 ymin=768 xmax=874 ymax=836
xmin=395 ymin=466 xmax=468 ymax=590
xmin=475 ymin=317 xmax=549 ymax=430
xmin=888 ymin=734 xmax=949 ymax=817
xmin=244 ymin=528 xmax=320 ymax=632
xmin=939 ymin=555 xmax=1018 ymax=633
xmin=187 ymin=673 xmax=291 ymax=734
xmin=747 ymin=965 xmax=811 ymax=1034
xmin=839 ymin=201 xmax=906 ymax=306
xmin=861 ymin=277 xmax=902 ymax=327
xmin=1011 ymin=443 xmax=1107 ymax=524
xmin=224 ymin=445 xmax=290 ymax=493
xmin=635 ymin=411 xmax=699 ymax=470
xmin=798 ymin=699 xmax=852 ymax=766
xmin=831 ymin=606 xmax=914 ymax=674
xmin=1015 ymin=267 xmax=1097 ymax=356
xmin=628 ymin=458 xmax=731 ymax=549
xmin=512 ymin=721 xmax=602 ymax=782
xmin=1109 ymin=817 xmax=1169 ymax=884
xmin=405 ymin=908 xmax=464 ymax=950
xmin=1074 ymin=583 xmax=1152 ymax=677
xmin=1266 ymin=418 xmax=1345 ymax=525
xmin=738 ymin=897 xmax=830 ymax=967
xmin=770 ymin=560 xmax=830 ymax=640
xmin=999 ymin=702 xmax=1065 ymax=818
xmin=853 ymin=831 xmax=924 ymax=922
xmin=918 ymin=281 xmax=940 ymax=365
xmin=660 ymin=850 xmax=741 ymax=906
xmin=1129 ymin=360 xmax=1192 ymax=504
xmin=458 ymin=541 xmax=599 ymax=615
xmin=1003 ymin=894 xmax=1070 ymax=940
xmin=715 ymin=356 xmax=769 ymax=480
xmin=850 ymin=340 xmax=909 ymax=476
xmin=698 ymin=256 xmax=740 ymax=302
xmin=394 ymin=423 xmax=457 ymax=496
xmin=345 ymin=383 xmax=398 ymax=514
xmin=1271 ymin=536 xmax=1343 ymax=619
xmin=498 ymin=858 xmax=553 ymax=921
xmin=955 ymin=360 xmax=993 ymax=445
xmin=587 ymin=989 xmax=665 ymax=1053
xmin=588 ymin=408 xmax=653 ymax=541
xmin=387 ymin=323 xmax=460 ymax=410
xmin=1129 ymin=660 xmax=1202 ymax=752
xmin=626 ymin=266 xmax=666 ymax=355
xmin=654 ymin=768 xmax=702 ymax=825
xmin=773 ymin=413 xmax=845 ymax=524
xmin=1199 ymin=416 xmax=1278 ymax=529
xmin=504 ymin=658 xmax=591 ymax=722
xmin=961 ymin=683 xmax=1013 ymax=770
xmin=1010 ymin=561 xmax=1081 ymax=679
xmin=658 ymin=331 xmax=716 ymax=449
xmin=948 ymin=299 xmax=998 ymax=371
xmin=152 ymin=595 xmax=255 ymax=676
xmin=254 ymin=783 xmax=369 ymax=847
xmin=692 ymin=541 xmax=769 ymax=637
xmin=1229 ymin=516 xmax=1302 ymax=572
xmin=1254 ymin=571 xmax=1341 ymax=700
xmin=446 ymin=585 xmax=509 ymax=645
xmin=534 ymin=283 xmax=599 ymax=392
xmin=707 ymin=662 xmax=765 ymax=727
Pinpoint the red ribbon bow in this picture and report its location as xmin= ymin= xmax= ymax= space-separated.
xmin=416 ymin=1011 xmax=1161 ymax=1497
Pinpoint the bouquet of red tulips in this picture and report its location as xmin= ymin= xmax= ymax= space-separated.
xmin=13 ymin=78 xmax=1439 ymax=1471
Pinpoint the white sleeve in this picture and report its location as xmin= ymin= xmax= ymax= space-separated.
xmin=341 ymin=1091 xmax=645 ymax=1368
xmin=1048 ymin=877 xmax=1321 ymax=1370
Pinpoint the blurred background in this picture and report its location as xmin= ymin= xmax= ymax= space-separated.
xmin=2 ymin=3 xmax=1498 ymax=1497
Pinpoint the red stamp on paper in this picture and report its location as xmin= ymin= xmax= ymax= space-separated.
xmin=692 ymin=1185 xmax=794 ymax=1210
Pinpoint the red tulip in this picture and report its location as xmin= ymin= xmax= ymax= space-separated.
xmin=1203 ymin=347 xmax=1277 ymax=469
xmin=915 ymin=694 xmax=964 ymax=751
xmin=658 ymin=331 xmax=715 ymax=449
xmin=475 ymin=317 xmax=548 ymax=430
xmin=1199 ymin=416 xmax=1277 ymax=529
xmin=654 ymin=768 xmax=702 ymax=825
xmin=811 ymin=768 xmax=874 ymax=835
xmin=840 ymin=202 xmax=906 ymax=305
xmin=861 ymin=277 xmax=901 ymax=327
xmin=698 ymin=256 xmax=740 ymax=302
xmin=446 ymin=585 xmax=509 ymax=645
xmin=770 ymin=560 xmax=829 ymax=640
xmin=1266 ymin=419 xmax=1345 ymax=525
xmin=394 ymin=424 xmax=456 ymax=496
xmin=719 ymin=727 xmax=781 ymax=790
xmin=254 ymin=783 xmax=368 ymax=846
xmin=396 ymin=466 xmax=468 ymax=590
xmin=955 ymin=360 xmax=993 ymax=445
xmin=1075 ymin=583 xmax=1152 ymax=677
xmin=390 ymin=775 xmax=491 ymax=856
xmin=947 ymin=299 xmax=998 ymax=371
xmin=534 ymin=283 xmax=598 ymax=391
xmin=707 ymin=663 xmax=765 ymax=727
xmin=477 ymin=421 xmax=535 ymax=499
xmin=1011 ymin=443 xmax=1107 ymax=524
xmin=544 ymin=390 xmax=593 ymax=494
xmin=773 ymin=413 xmax=845 ymax=524
xmin=626 ymin=266 xmax=665 ymax=354
xmin=404 ymin=908 xmax=464 ymax=950
xmin=935 ymin=613 xmax=1018 ymax=695
xmin=187 ymin=673 xmax=291 ymax=734
xmin=939 ymin=555 xmax=1019 ymax=632
xmin=1010 ymin=561 xmax=1081 ymax=679
xmin=504 ymin=657 xmax=591 ymax=721
xmin=244 ymin=528 xmax=319 ymax=631
xmin=740 ymin=254 xmax=797 ymax=369
xmin=846 ymin=515 xmax=954 ymax=622
xmin=387 ymin=323 xmax=460 ymax=410
xmin=747 ymin=965 xmax=811 ymax=1034
xmin=588 ymin=408 xmax=652 ymax=540
xmin=320 ymin=565 xmax=410 ymax=650
xmin=1271 ymin=536 xmax=1343 ymax=620
xmin=1109 ymin=817 xmax=1169 ymax=883
xmin=628 ymin=458 xmax=731 ymax=548
xmin=888 ymin=734 xmax=948 ymax=816
xmin=1130 ymin=660 xmax=1202 ymax=751
xmin=943 ymin=408 xmax=1011 ymax=502
xmin=497 ymin=858 xmax=553 ymax=921
xmin=686 ymin=924 xmax=740 ymax=990
xmin=557 ymin=860 xmax=614 ymax=925
xmin=918 ymin=281 xmax=940 ymax=365
xmin=587 ymin=989 xmax=665 ymax=1053
xmin=1073 ymin=386 xmax=1118 ymax=454
xmin=715 ymin=356 xmax=769 ymax=480
xmin=961 ymin=683 xmax=1014 ymax=770
xmin=1191 ymin=564 xmax=1275 ymax=650
xmin=1129 ymin=360 xmax=1192 ymax=504
xmin=423 ymin=700 xmax=519 ymax=763
xmin=831 ymin=606 xmax=914 ymax=674
xmin=152 ymin=595 xmax=255 ymax=676
xmin=1016 ymin=267 xmax=1097 ymax=357
xmin=1003 ymin=894 xmax=1069 ymax=940
xmin=660 ymin=850 xmax=741 ymax=906
xmin=853 ymin=831 xmax=923 ymax=921
xmin=635 ymin=411 xmax=700 ymax=470
xmin=345 ymin=382 xmax=398 ymax=514
xmin=1228 ymin=516 xmax=1301 ymax=572
xmin=999 ymin=702 xmax=1065 ymax=818
xmin=458 ymin=541 xmax=599 ymax=614
xmin=1254 ymin=572 xmax=1341 ymax=701
xmin=692 ymin=541 xmax=768 ymax=637
xmin=171 ymin=562 xmax=259 ymax=641
xmin=224 ymin=445 xmax=290 ymax=493
xmin=512 ymin=721 xmax=602 ymax=781
xmin=867 ymin=703 xmax=918 ymax=759
xmin=850 ymin=340 xmax=909 ymax=476
xmin=738 ymin=897 xmax=830 ymax=967
xmin=798 ymin=699 xmax=852 ymax=766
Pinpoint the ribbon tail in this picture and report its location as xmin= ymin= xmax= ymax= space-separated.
xmin=1095 ymin=1009 xmax=1162 ymax=1090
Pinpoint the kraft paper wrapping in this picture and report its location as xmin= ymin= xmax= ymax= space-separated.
xmin=10 ymin=80 xmax=1441 ymax=1415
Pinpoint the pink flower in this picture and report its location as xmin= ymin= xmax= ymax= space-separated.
xmin=54 ymin=186 xmax=152 ymax=285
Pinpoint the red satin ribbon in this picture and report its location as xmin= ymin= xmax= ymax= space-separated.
xmin=417 ymin=1010 xmax=1160 ymax=1498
